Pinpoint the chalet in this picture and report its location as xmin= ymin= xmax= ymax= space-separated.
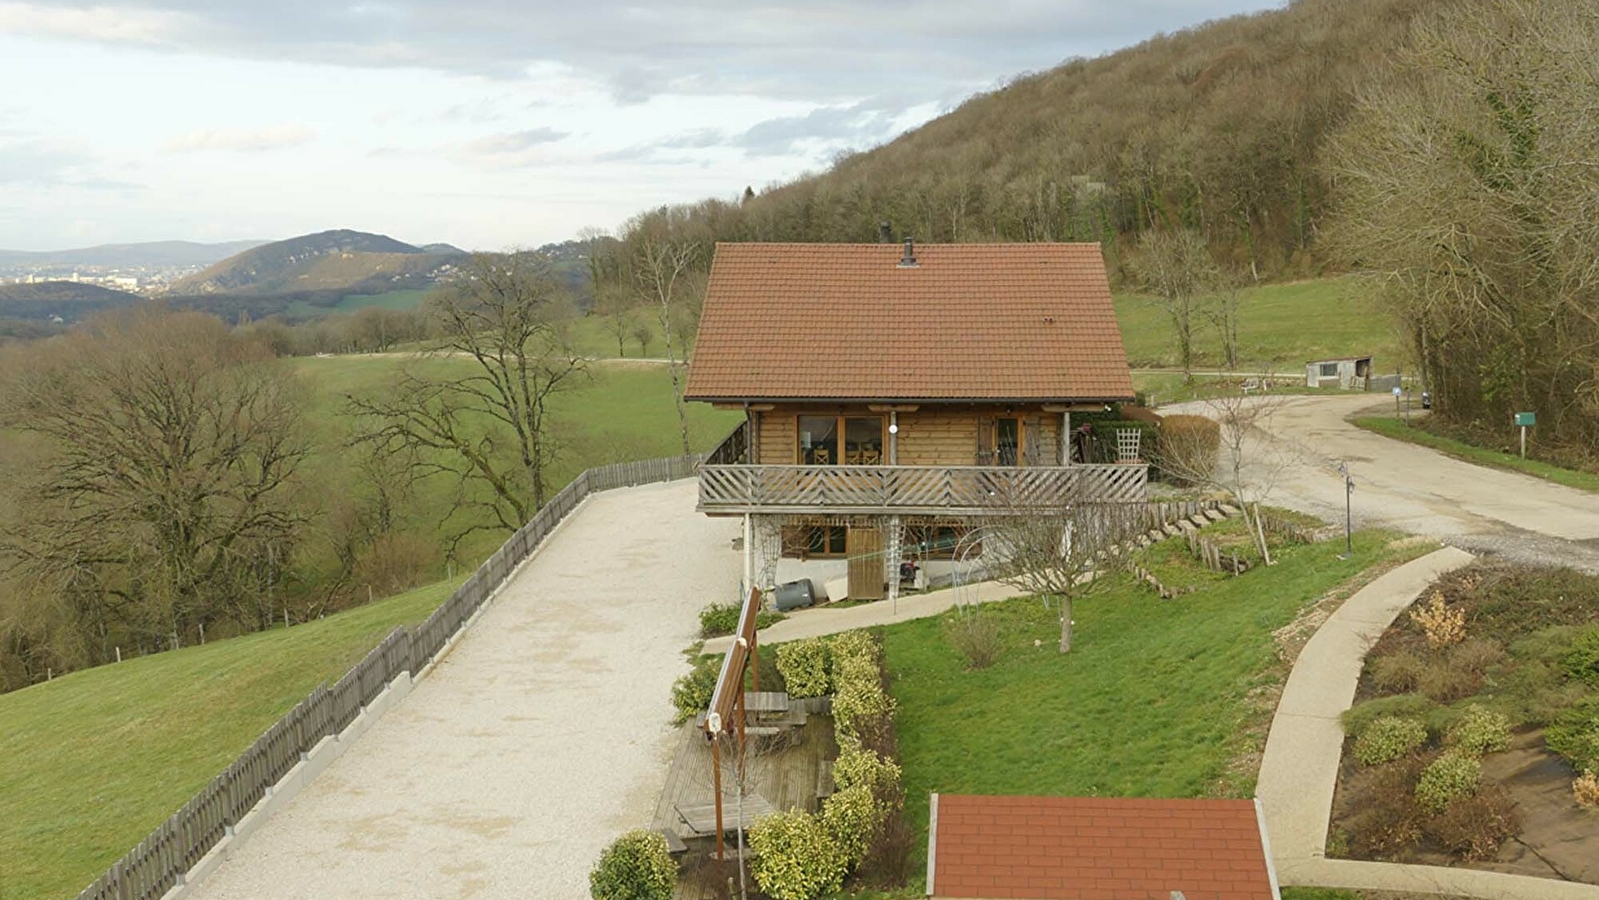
xmin=686 ymin=239 xmax=1147 ymax=605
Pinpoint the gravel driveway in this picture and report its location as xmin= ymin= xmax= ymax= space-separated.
xmin=1163 ymin=394 xmax=1599 ymax=571
xmin=187 ymin=478 xmax=742 ymax=900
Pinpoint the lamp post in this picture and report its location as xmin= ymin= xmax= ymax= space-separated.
xmin=1337 ymin=461 xmax=1354 ymax=559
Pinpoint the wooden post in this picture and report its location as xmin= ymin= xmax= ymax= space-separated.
xmin=712 ymin=737 xmax=725 ymax=861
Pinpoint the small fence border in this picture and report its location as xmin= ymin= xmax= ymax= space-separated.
xmin=74 ymin=452 xmax=704 ymax=900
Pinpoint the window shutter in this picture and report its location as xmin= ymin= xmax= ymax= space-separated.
xmin=1024 ymin=416 xmax=1043 ymax=467
xmin=976 ymin=416 xmax=995 ymax=465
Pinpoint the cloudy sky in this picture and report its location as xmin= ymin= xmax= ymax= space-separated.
xmin=0 ymin=0 xmax=1283 ymax=252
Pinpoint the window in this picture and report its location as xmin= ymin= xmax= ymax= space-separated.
xmin=798 ymin=415 xmax=883 ymax=465
xmin=798 ymin=416 xmax=839 ymax=465
xmin=781 ymin=525 xmax=848 ymax=558
xmin=904 ymin=525 xmax=981 ymax=560
xmin=995 ymin=417 xmax=1021 ymax=467
xmin=1319 ymin=362 xmax=1339 ymax=377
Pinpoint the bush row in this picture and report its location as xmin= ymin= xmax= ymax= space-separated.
xmin=753 ymin=631 xmax=905 ymax=900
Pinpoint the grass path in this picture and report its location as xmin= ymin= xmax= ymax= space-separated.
xmin=0 ymin=580 xmax=455 ymax=900
xmin=884 ymin=530 xmax=1410 ymax=887
xmin=1352 ymin=416 xmax=1599 ymax=494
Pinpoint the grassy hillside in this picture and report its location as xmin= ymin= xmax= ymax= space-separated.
xmin=0 ymin=579 xmax=455 ymax=900
xmin=1116 ymin=276 xmax=1402 ymax=371
xmin=572 ymin=276 xmax=1402 ymax=372
xmin=617 ymin=0 xmax=1451 ymax=278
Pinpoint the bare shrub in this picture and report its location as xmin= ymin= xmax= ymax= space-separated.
xmin=1371 ymin=652 xmax=1424 ymax=693
xmin=1342 ymin=755 xmax=1428 ymax=858
xmin=1416 ymin=657 xmax=1485 ymax=704
xmin=1155 ymin=414 xmax=1220 ymax=485
xmin=1423 ymin=785 xmax=1521 ymax=861
xmin=350 ymin=532 xmax=437 ymax=598
xmin=1451 ymin=638 xmax=1505 ymax=676
xmin=945 ymin=615 xmax=1001 ymax=670
xmin=1410 ymin=592 xmax=1466 ymax=650
xmin=1574 ymin=770 xmax=1599 ymax=809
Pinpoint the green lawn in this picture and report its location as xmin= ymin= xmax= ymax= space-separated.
xmin=885 ymin=529 xmax=1410 ymax=886
xmin=1352 ymin=416 xmax=1599 ymax=494
xmin=0 ymin=579 xmax=455 ymax=900
xmin=1116 ymin=277 xmax=1402 ymax=372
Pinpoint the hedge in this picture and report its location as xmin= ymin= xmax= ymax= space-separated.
xmin=589 ymin=830 xmax=677 ymax=900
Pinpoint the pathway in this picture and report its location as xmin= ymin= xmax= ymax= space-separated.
xmin=187 ymin=479 xmax=743 ymax=900
xmin=701 ymin=580 xmax=1020 ymax=654
xmin=1256 ymin=545 xmax=1599 ymax=899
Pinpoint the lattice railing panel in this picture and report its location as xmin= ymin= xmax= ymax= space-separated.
xmin=699 ymin=463 xmax=1148 ymax=513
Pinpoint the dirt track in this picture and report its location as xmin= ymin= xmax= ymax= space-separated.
xmin=1162 ymin=393 xmax=1599 ymax=572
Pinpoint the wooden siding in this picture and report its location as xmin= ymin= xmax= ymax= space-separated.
xmin=753 ymin=404 xmax=1064 ymax=467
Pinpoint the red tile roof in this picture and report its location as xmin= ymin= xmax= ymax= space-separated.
xmin=683 ymin=243 xmax=1134 ymax=403
xmin=928 ymin=794 xmax=1278 ymax=900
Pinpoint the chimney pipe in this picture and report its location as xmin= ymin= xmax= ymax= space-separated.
xmin=899 ymin=236 xmax=917 ymax=268
xmin=878 ymin=221 xmax=893 ymax=243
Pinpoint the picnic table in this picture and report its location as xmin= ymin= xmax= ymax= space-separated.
xmin=675 ymin=793 xmax=778 ymax=836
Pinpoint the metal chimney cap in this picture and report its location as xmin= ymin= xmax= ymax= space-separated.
xmin=898 ymin=236 xmax=918 ymax=268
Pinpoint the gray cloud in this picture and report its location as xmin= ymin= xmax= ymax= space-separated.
xmin=0 ymin=137 xmax=140 ymax=189
xmin=456 ymin=126 xmax=570 ymax=168
xmin=0 ymin=1 xmax=1287 ymax=104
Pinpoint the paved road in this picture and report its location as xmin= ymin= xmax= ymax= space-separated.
xmin=188 ymin=479 xmax=742 ymax=900
xmin=1163 ymin=393 xmax=1599 ymax=571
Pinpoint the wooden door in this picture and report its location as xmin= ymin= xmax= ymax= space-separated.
xmin=847 ymin=527 xmax=885 ymax=601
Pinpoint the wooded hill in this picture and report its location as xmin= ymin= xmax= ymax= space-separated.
xmin=627 ymin=0 xmax=1448 ymax=280
xmin=170 ymin=229 xmax=463 ymax=297
xmin=0 ymin=282 xmax=143 ymax=320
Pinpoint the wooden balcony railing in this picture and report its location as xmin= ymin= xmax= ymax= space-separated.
xmin=697 ymin=462 xmax=1148 ymax=515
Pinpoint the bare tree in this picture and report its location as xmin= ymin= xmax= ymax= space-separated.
xmin=1205 ymin=271 xmax=1245 ymax=371
xmin=580 ymin=227 xmax=634 ymax=359
xmin=0 ymin=307 xmax=309 ymax=654
xmin=633 ymin=239 xmax=702 ymax=458
xmin=983 ymin=499 xmax=1146 ymax=653
xmin=347 ymin=252 xmax=584 ymax=548
xmin=1157 ymin=391 xmax=1290 ymax=564
xmin=632 ymin=321 xmax=653 ymax=357
xmin=1137 ymin=228 xmax=1221 ymax=383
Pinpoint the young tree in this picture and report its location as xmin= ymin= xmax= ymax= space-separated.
xmin=633 ymin=238 xmax=703 ymax=458
xmin=1135 ymin=228 xmax=1220 ymax=383
xmin=347 ymin=252 xmax=584 ymax=545
xmin=1157 ymin=391 xmax=1289 ymax=564
xmin=631 ymin=321 xmax=653 ymax=357
xmin=580 ymin=227 xmax=634 ymax=359
xmin=0 ymin=307 xmax=309 ymax=655
xmin=1206 ymin=271 xmax=1245 ymax=371
xmin=984 ymin=498 xmax=1145 ymax=653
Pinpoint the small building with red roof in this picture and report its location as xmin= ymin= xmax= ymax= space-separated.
xmin=926 ymin=793 xmax=1281 ymax=900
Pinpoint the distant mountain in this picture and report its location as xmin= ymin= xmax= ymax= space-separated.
xmin=419 ymin=243 xmax=468 ymax=255
xmin=0 ymin=281 xmax=143 ymax=320
xmin=170 ymin=229 xmax=465 ymax=297
xmin=0 ymin=240 xmax=267 ymax=269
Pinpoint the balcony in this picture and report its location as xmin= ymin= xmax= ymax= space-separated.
xmin=697 ymin=462 xmax=1149 ymax=515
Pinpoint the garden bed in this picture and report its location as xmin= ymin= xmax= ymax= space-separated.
xmin=1328 ymin=564 xmax=1599 ymax=882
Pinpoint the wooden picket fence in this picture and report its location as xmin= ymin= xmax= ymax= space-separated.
xmin=74 ymin=453 xmax=704 ymax=900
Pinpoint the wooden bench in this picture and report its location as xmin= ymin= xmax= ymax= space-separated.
xmin=658 ymin=828 xmax=689 ymax=855
xmin=816 ymin=759 xmax=836 ymax=800
xmin=675 ymin=794 xmax=778 ymax=837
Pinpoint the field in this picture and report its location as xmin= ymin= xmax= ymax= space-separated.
xmin=1114 ymin=277 xmax=1403 ymax=372
xmin=0 ymin=579 xmax=455 ymax=900
xmin=883 ymin=528 xmax=1411 ymax=884
xmin=570 ymin=276 xmax=1403 ymax=373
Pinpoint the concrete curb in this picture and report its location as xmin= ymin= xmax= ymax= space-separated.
xmin=1259 ymin=545 xmax=1599 ymax=899
xmin=157 ymin=491 xmax=599 ymax=900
